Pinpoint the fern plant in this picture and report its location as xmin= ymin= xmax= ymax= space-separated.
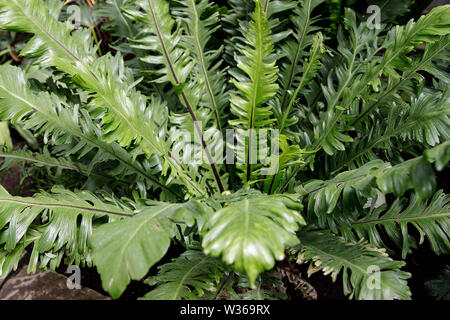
xmin=0 ymin=0 xmax=449 ymax=300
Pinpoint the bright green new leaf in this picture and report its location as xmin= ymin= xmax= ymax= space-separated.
xmin=202 ymin=194 xmax=305 ymax=286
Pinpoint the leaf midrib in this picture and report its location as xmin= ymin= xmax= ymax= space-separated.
xmin=0 ymin=198 xmax=132 ymax=217
xmin=189 ymin=0 xmax=222 ymax=132
xmin=171 ymin=255 xmax=209 ymax=299
xmin=108 ymin=205 xmax=174 ymax=291
xmin=279 ymin=0 xmax=312 ymax=112
xmin=12 ymin=1 xmax=163 ymax=162
xmin=352 ymin=212 xmax=450 ymax=226
xmin=0 ymin=82 xmax=175 ymax=195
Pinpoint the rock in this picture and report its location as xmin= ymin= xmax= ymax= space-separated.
xmin=0 ymin=264 xmax=110 ymax=300
xmin=424 ymin=0 xmax=449 ymax=13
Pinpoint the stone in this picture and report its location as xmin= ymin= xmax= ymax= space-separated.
xmin=424 ymin=0 xmax=448 ymax=13
xmin=0 ymin=264 xmax=110 ymax=300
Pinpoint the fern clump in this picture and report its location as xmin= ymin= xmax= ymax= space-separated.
xmin=0 ymin=0 xmax=449 ymax=300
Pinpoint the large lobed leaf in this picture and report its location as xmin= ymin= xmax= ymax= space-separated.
xmin=90 ymin=200 xmax=212 ymax=298
xmin=202 ymin=194 xmax=305 ymax=286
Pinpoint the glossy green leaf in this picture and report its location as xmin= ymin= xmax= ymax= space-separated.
xmin=350 ymin=191 xmax=450 ymax=258
xmin=202 ymin=194 xmax=305 ymax=286
xmin=297 ymin=231 xmax=412 ymax=300
xmin=91 ymin=201 xmax=209 ymax=299
xmin=141 ymin=249 xmax=227 ymax=300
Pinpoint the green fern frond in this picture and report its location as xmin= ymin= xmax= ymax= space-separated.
xmin=0 ymin=148 xmax=130 ymax=188
xmin=335 ymin=89 xmax=450 ymax=171
xmin=141 ymin=249 xmax=227 ymax=300
xmin=380 ymin=5 xmax=450 ymax=79
xmin=425 ymin=140 xmax=450 ymax=171
xmin=348 ymin=191 xmax=450 ymax=258
xmin=281 ymin=6 xmax=450 ymax=190
xmin=298 ymin=142 xmax=450 ymax=229
xmin=277 ymin=0 xmax=324 ymax=117
xmin=0 ymin=148 xmax=92 ymax=176
xmin=0 ymin=0 xmax=205 ymax=196
xmin=95 ymin=0 xmax=137 ymax=42
xmin=0 ymin=185 xmax=133 ymax=278
xmin=425 ymin=265 xmax=450 ymax=300
xmin=278 ymin=31 xmax=326 ymax=134
xmin=129 ymin=0 xmax=225 ymax=192
xmin=130 ymin=0 xmax=193 ymax=85
xmin=94 ymin=0 xmax=151 ymax=77
xmin=310 ymin=8 xmax=374 ymax=155
xmin=0 ymin=65 xmax=178 ymax=197
xmin=353 ymin=34 xmax=450 ymax=126
xmin=376 ymin=157 xmax=437 ymax=199
xmin=298 ymin=160 xmax=388 ymax=227
xmin=229 ymin=0 xmax=279 ymax=130
xmin=296 ymin=231 xmax=411 ymax=300
xmin=221 ymin=0 xmax=256 ymax=66
xmin=176 ymin=0 xmax=228 ymax=132
xmin=229 ymin=0 xmax=279 ymax=182
xmin=1 ymin=178 xmax=211 ymax=299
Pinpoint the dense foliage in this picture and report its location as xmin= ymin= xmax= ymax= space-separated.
xmin=0 ymin=0 xmax=448 ymax=300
